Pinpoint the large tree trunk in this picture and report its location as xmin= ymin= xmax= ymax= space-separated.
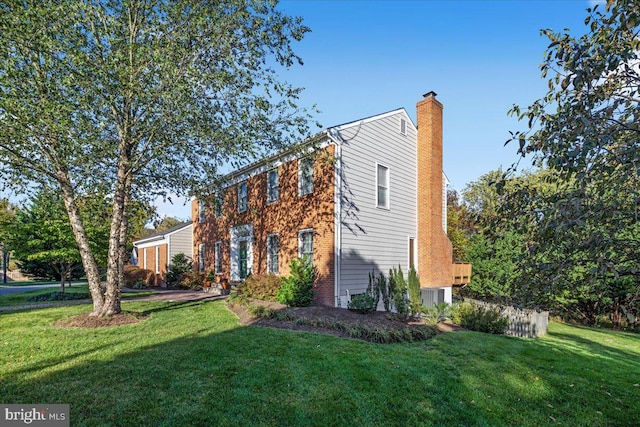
xmin=117 ymin=177 xmax=132 ymax=291
xmin=56 ymin=170 xmax=105 ymax=314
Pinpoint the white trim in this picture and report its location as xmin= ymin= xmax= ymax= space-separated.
xmin=400 ymin=117 xmax=407 ymax=136
xmin=332 ymin=108 xmax=412 ymax=132
xmin=198 ymin=200 xmax=206 ymax=223
xmin=133 ymin=223 xmax=193 ymax=247
xmin=333 ymin=136 xmax=343 ymax=307
xmin=376 ymin=162 xmax=390 ymax=210
xmin=298 ymin=157 xmax=314 ymax=196
xmin=408 ymin=236 xmax=416 ymax=271
xmin=143 ymin=248 xmax=147 ymax=270
xmin=198 ymin=243 xmax=205 ymax=272
xmin=155 ymin=246 xmax=160 ymax=274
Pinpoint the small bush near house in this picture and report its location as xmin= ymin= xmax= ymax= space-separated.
xmin=180 ymin=272 xmax=204 ymax=290
xmin=165 ymin=253 xmax=193 ymax=288
xmin=239 ymin=274 xmax=281 ymax=301
xmin=124 ymin=265 xmax=155 ymax=288
xmin=276 ymin=257 xmax=316 ymax=307
xmin=348 ymin=294 xmax=377 ymax=314
xmin=389 ymin=266 xmax=409 ymax=318
xmin=451 ymin=301 xmax=509 ymax=334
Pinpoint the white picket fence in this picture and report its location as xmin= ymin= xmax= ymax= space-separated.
xmin=465 ymin=298 xmax=549 ymax=338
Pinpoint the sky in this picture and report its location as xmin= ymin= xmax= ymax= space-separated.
xmin=156 ymin=0 xmax=599 ymax=220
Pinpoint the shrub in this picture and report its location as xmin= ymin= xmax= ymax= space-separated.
xmin=124 ymin=266 xmax=156 ymax=288
xmin=27 ymin=291 xmax=91 ymax=302
xmin=451 ymin=301 xmax=509 ymax=334
xmin=181 ymin=272 xmax=204 ymax=290
xmin=239 ymin=274 xmax=281 ymax=301
xmin=407 ymin=267 xmax=422 ymax=316
xmin=390 ymin=266 xmax=409 ymax=317
xmin=276 ymin=257 xmax=316 ymax=307
xmin=165 ymin=253 xmax=193 ymax=287
xmin=348 ymin=294 xmax=376 ymax=314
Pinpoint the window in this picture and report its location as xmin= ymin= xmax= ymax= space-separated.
xmin=198 ymin=200 xmax=206 ymax=222
xmin=409 ymin=238 xmax=415 ymax=270
xmin=198 ymin=243 xmax=205 ymax=272
xmin=298 ymin=158 xmax=314 ymax=196
xmin=400 ymin=118 xmax=407 ymax=135
xmin=267 ymin=234 xmax=279 ymax=274
xmin=266 ymin=169 xmax=279 ymax=203
xmin=214 ymin=193 xmax=223 ymax=218
xmin=298 ymin=229 xmax=314 ymax=263
xmin=238 ymin=182 xmax=247 ymax=212
xmin=377 ymin=164 xmax=389 ymax=209
xmin=214 ymin=241 xmax=222 ymax=274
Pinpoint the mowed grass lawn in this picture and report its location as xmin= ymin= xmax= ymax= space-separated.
xmin=1 ymin=299 xmax=639 ymax=427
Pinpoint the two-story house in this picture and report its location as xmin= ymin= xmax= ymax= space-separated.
xmin=192 ymin=92 xmax=457 ymax=308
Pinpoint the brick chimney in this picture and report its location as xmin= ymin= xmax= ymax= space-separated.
xmin=416 ymin=91 xmax=453 ymax=288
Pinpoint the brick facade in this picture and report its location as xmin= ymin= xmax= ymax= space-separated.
xmin=416 ymin=92 xmax=453 ymax=287
xmin=141 ymin=243 xmax=168 ymax=275
xmin=193 ymin=146 xmax=336 ymax=306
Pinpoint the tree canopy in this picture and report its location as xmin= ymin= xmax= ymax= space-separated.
xmin=0 ymin=0 xmax=313 ymax=315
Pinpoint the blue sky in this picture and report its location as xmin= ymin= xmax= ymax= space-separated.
xmin=158 ymin=0 xmax=598 ymax=219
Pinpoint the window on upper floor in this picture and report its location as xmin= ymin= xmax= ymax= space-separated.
xmin=267 ymin=169 xmax=279 ymax=203
xmin=400 ymin=118 xmax=407 ymax=135
xmin=238 ymin=181 xmax=247 ymax=212
xmin=214 ymin=193 xmax=223 ymax=218
xmin=298 ymin=229 xmax=314 ymax=264
xmin=377 ymin=164 xmax=389 ymax=209
xmin=198 ymin=200 xmax=206 ymax=222
xmin=267 ymin=233 xmax=279 ymax=274
xmin=298 ymin=157 xmax=314 ymax=196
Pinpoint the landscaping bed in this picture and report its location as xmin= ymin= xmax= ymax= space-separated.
xmin=227 ymin=298 xmax=461 ymax=343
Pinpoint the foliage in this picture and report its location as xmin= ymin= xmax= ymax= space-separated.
xmin=123 ymin=266 xmax=156 ymax=289
xmin=0 ymin=0 xmax=314 ymax=316
xmin=367 ymin=271 xmax=381 ymax=309
xmin=347 ymin=294 xmax=377 ymax=314
xmin=451 ymin=301 xmax=509 ymax=334
xmin=26 ymin=291 xmax=90 ymax=302
xmin=239 ymin=274 xmax=282 ymax=301
xmin=180 ymin=272 xmax=205 ymax=290
xmin=165 ymin=253 xmax=193 ymax=288
xmin=423 ymin=302 xmax=452 ymax=325
xmin=446 ymin=190 xmax=474 ymax=261
xmin=389 ymin=266 xmax=408 ymax=317
xmin=276 ymin=258 xmax=317 ymax=307
xmin=504 ymin=1 xmax=640 ymax=329
xmin=407 ymin=267 xmax=422 ymax=316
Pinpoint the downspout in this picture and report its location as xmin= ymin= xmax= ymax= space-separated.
xmin=328 ymin=129 xmax=343 ymax=307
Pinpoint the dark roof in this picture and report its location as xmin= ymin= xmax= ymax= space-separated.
xmin=132 ymin=221 xmax=192 ymax=245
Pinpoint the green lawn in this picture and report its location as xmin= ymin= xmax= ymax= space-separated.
xmin=0 ymin=285 xmax=157 ymax=306
xmin=1 ymin=300 xmax=638 ymax=426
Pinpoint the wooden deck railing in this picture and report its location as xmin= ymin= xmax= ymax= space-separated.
xmin=452 ymin=262 xmax=472 ymax=285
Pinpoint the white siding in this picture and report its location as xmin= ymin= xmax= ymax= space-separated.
xmin=168 ymin=225 xmax=193 ymax=265
xmin=335 ymin=110 xmax=417 ymax=297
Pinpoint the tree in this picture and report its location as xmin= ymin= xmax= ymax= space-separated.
xmin=10 ymin=191 xmax=84 ymax=291
xmin=507 ymin=0 xmax=640 ymax=328
xmin=0 ymin=1 xmax=313 ymax=316
xmin=446 ymin=189 xmax=474 ymax=261
xmin=0 ymin=199 xmax=17 ymax=283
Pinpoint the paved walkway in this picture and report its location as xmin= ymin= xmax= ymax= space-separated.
xmin=0 ymin=289 xmax=225 ymax=312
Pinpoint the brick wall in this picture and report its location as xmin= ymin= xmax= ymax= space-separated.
xmin=193 ymin=146 xmax=336 ymax=306
xmin=416 ymin=92 xmax=453 ymax=288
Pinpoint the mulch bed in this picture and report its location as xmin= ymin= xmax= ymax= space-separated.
xmin=54 ymin=312 xmax=149 ymax=328
xmin=227 ymin=299 xmax=466 ymax=340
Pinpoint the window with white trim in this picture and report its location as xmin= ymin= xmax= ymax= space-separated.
xmin=298 ymin=229 xmax=314 ymax=264
xmin=298 ymin=158 xmax=314 ymax=196
xmin=238 ymin=182 xmax=247 ymax=212
xmin=198 ymin=243 xmax=205 ymax=272
xmin=267 ymin=169 xmax=279 ymax=203
xmin=267 ymin=234 xmax=279 ymax=274
xmin=198 ymin=200 xmax=206 ymax=222
xmin=214 ymin=241 xmax=222 ymax=274
xmin=400 ymin=118 xmax=407 ymax=135
xmin=214 ymin=193 xmax=223 ymax=218
xmin=377 ymin=164 xmax=389 ymax=209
